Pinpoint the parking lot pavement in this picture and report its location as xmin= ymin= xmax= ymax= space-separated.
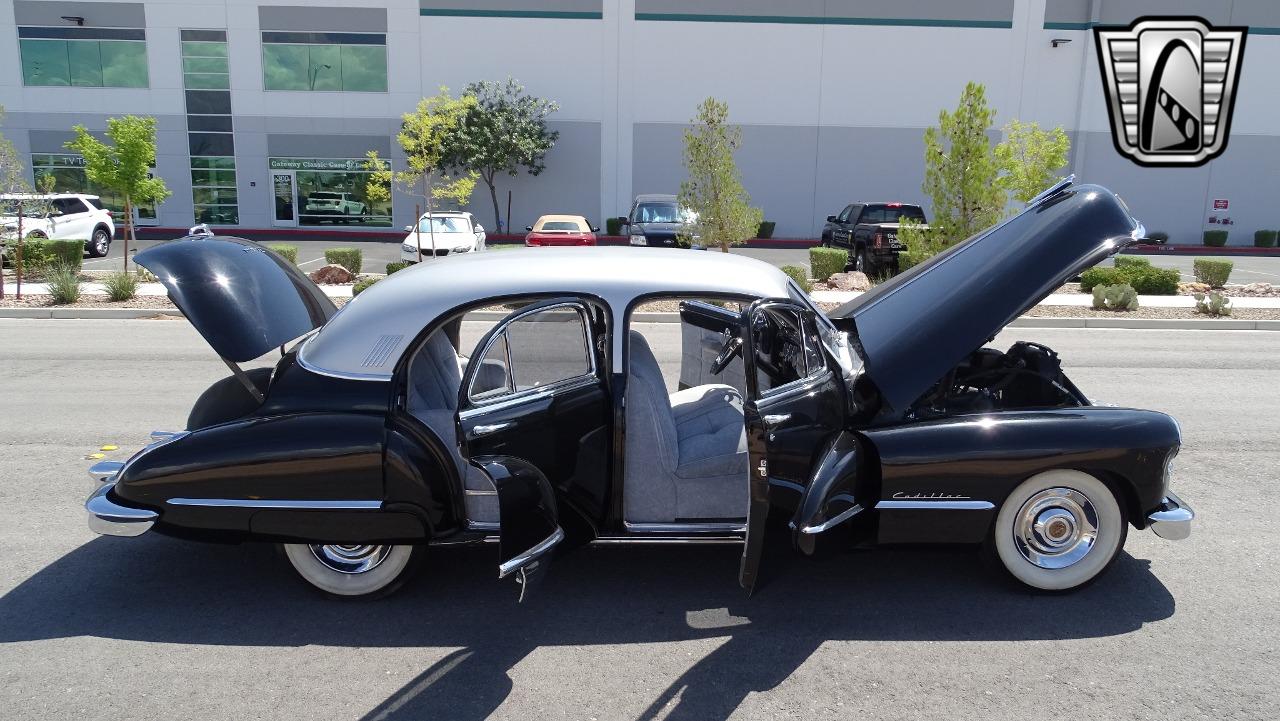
xmin=0 ymin=318 xmax=1276 ymax=720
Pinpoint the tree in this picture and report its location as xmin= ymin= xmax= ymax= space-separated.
xmin=678 ymin=97 xmax=763 ymax=253
xmin=994 ymin=120 xmax=1071 ymax=204
xmin=0 ymin=107 xmax=56 ymax=298
xmin=443 ymin=78 xmax=559 ymax=231
xmin=370 ymin=89 xmax=478 ymax=257
xmin=65 ymin=116 xmax=171 ymax=272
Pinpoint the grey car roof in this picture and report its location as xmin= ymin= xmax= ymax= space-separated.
xmin=633 ymin=194 xmax=677 ymax=203
xmin=299 ymin=247 xmax=794 ymax=380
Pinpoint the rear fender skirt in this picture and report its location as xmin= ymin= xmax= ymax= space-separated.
xmin=862 ymin=407 xmax=1179 ymax=544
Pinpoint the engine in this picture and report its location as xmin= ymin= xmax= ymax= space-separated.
xmin=908 ymin=341 xmax=1089 ymax=418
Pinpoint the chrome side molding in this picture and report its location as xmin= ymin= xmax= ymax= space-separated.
xmin=875 ymin=499 xmax=995 ymax=511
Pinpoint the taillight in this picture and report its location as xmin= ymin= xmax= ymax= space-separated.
xmin=873 ymin=232 xmax=884 ymax=248
xmin=104 ymin=210 xmax=113 ymax=217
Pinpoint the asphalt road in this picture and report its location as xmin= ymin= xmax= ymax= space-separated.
xmin=0 ymin=319 xmax=1276 ymax=721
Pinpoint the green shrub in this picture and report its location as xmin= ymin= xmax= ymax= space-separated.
xmin=756 ymin=221 xmax=776 ymax=239
xmin=4 ymin=237 xmax=83 ymax=277
xmin=780 ymin=265 xmax=811 ymax=293
xmin=1079 ymin=266 xmax=1123 ymax=291
xmin=1124 ymin=266 xmax=1180 ymax=295
xmin=1113 ymin=255 xmax=1151 ymax=269
xmin=1193 ymin=258 xmax=1233 ymax=288
xmin=45 ymin=264 xmax=82 ymax=304
xmin=1092 ymin=283 xmax=1138 ymax=311
xmin=1203 ymin=230 xmax=1228 ymax=247
xmin=1194 ymin=290 xmax=1232 ymax=316
xmin=385 ymin=261 xmax=409 ymax=275
xmin=1254 ymin=230 xmax=1278 ymax=248
xmin=102 ymin=271 xmax=139 ymax=302
xmin=324 ymin=247 xmax=363 ymax=274
xmin=809 ymin=246 xmax=847 ymax=282
xmin=1146 ymin=231 xmax=1169 ymax=243
xmin=265 ymin=244 xmax=299 ymax=264
xmin=352 ymin=277 xmax=380 ymax=296
xmin=605 ymin=217 xmax=624 ymax=236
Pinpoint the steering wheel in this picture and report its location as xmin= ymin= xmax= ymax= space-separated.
xmin=710 ymin=335 xmax=743 ymax=375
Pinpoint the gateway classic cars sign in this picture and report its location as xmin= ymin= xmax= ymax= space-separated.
xmin=268 ymin=158 xmax=377 ymax=172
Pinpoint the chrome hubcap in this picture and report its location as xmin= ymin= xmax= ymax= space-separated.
xmin=1013 ymin=487 xmax=1098 ymax=569
xmin=308 ymin=544 xmax=391 ymax=574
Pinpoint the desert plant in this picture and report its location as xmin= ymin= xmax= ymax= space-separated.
xmin=756 ymin=221 xmax=776 ymax=239
xmin=1193 ymin=258 xmax=1233 ymax=288
xmin=1124 ymin=266 xmax=1180 ymax=295
xmin=780 ymin=265 xmax=811 ymax=293
xmin=679 ymin=97 xmax=763 ymax=252
xmin=1113 ymin=256 xmax=1151 ymax=269
xmin=994 ymin=119 xmax=1070 ymax=205
xmin=1254 ymin=230 xmax=1277 ymax=248
xmin=44 ymin=264 xmax=82 ymax=304
xmin=605 ymin=217 xmax=624 ymax=236
xmin=324 ymin=247 xmax=363 ymax=274
xmin=1203 ymin=230 xmax=1228 ymax=247
xmin=809 ymin=247 xmax=847 ymax=282
xmin=352 ymin=277 xmax=380 ymax=296
xmin=385 ymin=261 xmax=409 ymax=275
xmin=1079 ymin=266 xmax=1122 ymax=291
xmin=102 ymin=271 xmax=139 ymax=301
xmin=1145 ymin=231 xmax=1169 ymax=243
xmin=1091 ymin=283 xmax=1139 ymax=311
xmin=266 ymin=244 xmax=299 ymax=264
xmin=1193 ymin=290 xmax=1232 ymax=316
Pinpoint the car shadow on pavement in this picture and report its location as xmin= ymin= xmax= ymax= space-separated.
xmin=0 ymin=537 xmax=1174 ymax=720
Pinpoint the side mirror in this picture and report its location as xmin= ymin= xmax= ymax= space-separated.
xmin=826 ymin=215 xmax=837 ymax=223
xmin=403 ymin=225 xmax=413 ymax=232
xmin=525 ymin=226 xmax=533 ymax=232
xmin=474 ymin=224 xmax=485 ymax=233
xmin=591 ymin=226 xmax=600 ymax=233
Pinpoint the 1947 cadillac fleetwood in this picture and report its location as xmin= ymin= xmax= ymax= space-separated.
xmin=85 ymin=179 xmax=1193 ymax=599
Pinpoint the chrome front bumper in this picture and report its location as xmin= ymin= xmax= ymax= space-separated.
xmin=1147 ymin=491 xmax=1194 ymax=541
xmin=86 ymin=482 xmax=157 ymax=537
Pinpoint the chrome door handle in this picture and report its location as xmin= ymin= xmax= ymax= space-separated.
xmin=762 ymin=413 xmax=791 ymax=426
xmin=470 ymin=422 xmax=512 ymax=437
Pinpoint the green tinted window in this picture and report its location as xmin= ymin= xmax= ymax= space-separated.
xmin=68 ymin=41 xmax=103 ymax=86
xmin=262 ymin=44 xmax=309 ymax=90
xmin=183 ymin=56 xmax=228 ymax=74
xmin=181 ymin=41 xmax=227 ymax=58
xmin=191 ymin=156 xmax=236 ymax=170
xmin=307 ymin=44 xmax=341 ymax=91
xmin=100 ymin=41 xmax=148 ymax=87
xmin=193 ymin=187 xmax=238 ymax=205
xmin=194 ymin=206 xmax=239 ymax=224
xmin=340 ymin=45 xmax=387 ymax=92
xmin=184 ymin=73 xmax=229 ymax=89
xmin=20 ymin=39 xmax=70 ymax=86
xmin=191 ymin=169 xmax=237 ymax=187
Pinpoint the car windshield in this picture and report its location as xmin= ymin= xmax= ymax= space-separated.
xmin=417 ymin=216 xmax=471 ymax=233
xmin=539 ymin=220 xmax=584 ymax=232
xmin=635 ymin=203 xmax=680 ymax=223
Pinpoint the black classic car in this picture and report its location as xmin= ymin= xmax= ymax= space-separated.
xmin=86 ymin=179 xmax=1192 ymax=599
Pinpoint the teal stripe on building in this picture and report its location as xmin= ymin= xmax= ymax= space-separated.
xmin=635 ymin=13 xmax=1011 ymax=28
xmin=420 ymin=9 xmax=601 ymax=19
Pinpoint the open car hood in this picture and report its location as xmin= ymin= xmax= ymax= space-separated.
xmin=828 ymin=182 xmax=1143 ymax=412
xmin=136 ymin=236 xmax=337 ymax=363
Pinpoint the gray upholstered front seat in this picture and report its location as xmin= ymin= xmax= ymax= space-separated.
xmin=624 ymin=331 xmax=748 ymax=522
xmin=408 ymin=331 xmax=498 ymax=523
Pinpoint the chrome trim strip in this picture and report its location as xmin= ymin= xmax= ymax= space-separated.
xmin=87 ymin=460 xmax=123 ymax=481
xmin=799 ymin=503 xmax=864 ymax=534
xmin=466 ymin=520 xmax=500 ymax=531
xmin=463 ymin=490 xmax=497 ymax=496
xmin=85 ymin=482 xmax=157 ymax=537
xmin=166 ymin=498 xmax=383 ymax=510
xmin=458 ymin=389 xmax=553 ymax=421
xmin=591 ymin=536 xmax=743 ymax=545
xmin=757 ymin=369 xmax=833 ymax=403
xmin=498 ymin=526 xmax=565 ymax=579
xmin=623 ymin=521 xmax=747 ymax=533
xmin=1148 ymin=491 xmax=1194 ymax=541
xmin=1027 ymin=174 xmax=1074 ymax=206
xmin=875 ymin=500 xmax=996 ymax=511
xmin=149 ymin=430 xmax=182 ymax=442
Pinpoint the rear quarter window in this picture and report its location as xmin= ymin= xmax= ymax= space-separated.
xmin=85 ymin=197 xmax=107 ymax=211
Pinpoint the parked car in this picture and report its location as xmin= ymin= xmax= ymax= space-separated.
xmin=399 ymin=211 xmax=486 ymax=263
xmin=821 ymin=201 xmax=928 ymax=275
xmin=86 ymin=180 xmax=1191 ymax=601
xmin=525 ymin=215 xmax=598 ymax=246
xmin=0 ymin=193 xmax=116 ymax=257
xmin=622 ymin=194 xmax=697 ymax=248
xmin=302 ymin=192 xmax=366 ymax=223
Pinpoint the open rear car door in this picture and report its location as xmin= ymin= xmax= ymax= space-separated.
xmin=738 ymin=299 xmax=861 ymax=593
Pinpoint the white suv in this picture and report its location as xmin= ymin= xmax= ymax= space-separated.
xmin=1 ymin=193 xmax=117 ymax=257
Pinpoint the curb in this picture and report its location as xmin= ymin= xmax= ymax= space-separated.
xmin=2 ymin=308 xmax=1277 ymax=330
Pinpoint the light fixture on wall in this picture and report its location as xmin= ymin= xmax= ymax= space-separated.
xmin=1051 ymin=37 xmax=1072 ymax=48
xmin=60 ymin=15 xmax=85 ymax=25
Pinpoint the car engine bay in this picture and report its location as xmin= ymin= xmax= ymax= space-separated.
xmin=908 ymin=341 xmax=1089 ymax=419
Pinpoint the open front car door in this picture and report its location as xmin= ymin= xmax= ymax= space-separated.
xmin=738 ymin=299 xmax=856 ymax=592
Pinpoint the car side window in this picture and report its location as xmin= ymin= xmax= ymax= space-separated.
xmin=751 ymin=306 xmax=819 ymax=398
xmin=467 ymin=304 xmax=594 ymax=403
xmin=61 ymin=198 xmax=89 ymax=215
xmin=837 ymin=205 xmax=854 ymax=223
xmin=86 ymin=197 xmax=106 ymax=211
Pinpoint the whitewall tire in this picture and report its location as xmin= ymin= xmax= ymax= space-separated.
xmin=991 ymin=470 xmax=1127 ymax=592
xmin=282 ymin=543 xmax=421 ymax=599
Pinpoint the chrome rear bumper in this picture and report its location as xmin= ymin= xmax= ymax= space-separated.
xmin=1148 ymin=491 xmax=1194 ymax=541
xmin=86 ymin=482 xmax=157 ymax=537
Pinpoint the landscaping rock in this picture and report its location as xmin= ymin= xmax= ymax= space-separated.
xmin=1238 ymin=282 xmax=1276 ymax=296
xmin=826 ymin=271 xmax=873 ymax=292
xmin=1179 ymin=282 xmax=1211 ymax=295
xmin=310 ymin=264 xmax=356 ymax=285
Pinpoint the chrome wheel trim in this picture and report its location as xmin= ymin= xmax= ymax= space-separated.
xmin=93 ymin=229 xmax=110 ymax=255
xmin=1012 ymin=487 xmax=1098 ymax=569
xmin=854 ymin=251 xmax=865 ymax=272
xmin=308 ymin=543 xmax=392 ymax=575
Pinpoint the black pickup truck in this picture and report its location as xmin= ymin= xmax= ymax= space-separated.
xmin=820 ymin=202 xmax=927 ymax=275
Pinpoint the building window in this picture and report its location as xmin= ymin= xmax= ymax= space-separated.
xmin=181 ymin=31 xmax=238 ymax=225
xmin=261 ymin=32 xmax=387 ymax=92
xmin=31 ymin=153 xmax=157 ymax=220
xmin=18 ymin=27 xmax=148 ymax=88
xmin=269 ymin=158 xmax=393 ymax=227
xmin=191 ymin=157 xmax=239 ymax=224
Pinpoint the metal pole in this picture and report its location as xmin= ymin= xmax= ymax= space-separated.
xmin=14 ymin=209 xmax=22 ymax=299
xmin=506 ymin=190 xmax=512 ymax=236
xmin=414 ymin=202 xmax=421 ymax=260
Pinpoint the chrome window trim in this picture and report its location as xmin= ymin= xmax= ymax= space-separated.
xmin=464 ymin=301 xmax=597 ymax=406
xmin=758 ymin=368 xmax=835 ymax=404
xmin=167 ymin=498 xmax=383 ymax=510
xmin=875 ymin=500 xmax=996 ymax=511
